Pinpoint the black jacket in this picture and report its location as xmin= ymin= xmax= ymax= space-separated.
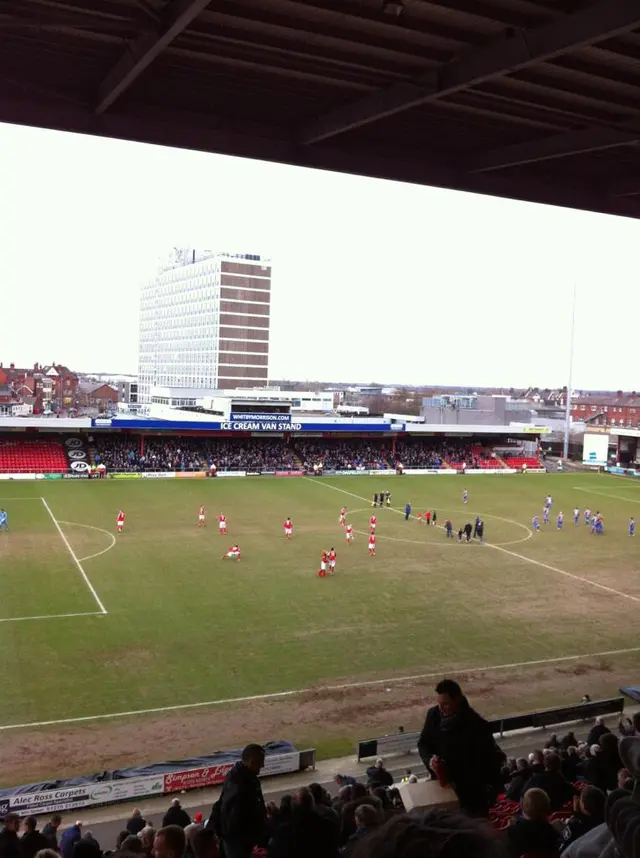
xmin=586 ymin=723 xmax=610 ymax=747
xmin=73 ymin=836 xmax=102 ymax=858
xmin=584 ymin=749 xmax=622 ymax=794
xmin=162 ymin=805 xmax=191 ymax=829
xmin=560 ymin=812 xmax=605 ymax=853
xmin=21 ymin=831 xmax=50 ymax=858
xmin=417 ymin=698 xmax=505 ymax=792
xmin=505 ymin=769 xmax=531 ymax=803
xmin=526 ymin=771 xmax=577 ymax=812
xmin=0 ymin=830 xmax=22 ymax=858
xmin=126 ymin=816 xmax=146 ymax=836
xmin=366 ymin=766 xmax=393 ymax=789
xmin=267 ymin=808 xmax=339 ymax=858
xmin=505 ymin=819 xmax=560 ymax=858
xmin=216 ymin=761 xmax=267 ymax=845
xmin=41 ymin=824 xmax=60 ymax=850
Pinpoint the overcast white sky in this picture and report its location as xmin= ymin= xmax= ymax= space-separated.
xmin=0 ymin=121 xmax=637 ymax=389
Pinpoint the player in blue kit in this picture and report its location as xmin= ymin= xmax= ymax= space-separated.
xmin=543 ymin=507 xmax=549 ymax=525
xmin=532 ymin=515 xmax=540 ymax=532
xmin=462 ymin=489 xmax=468 ymax=504
xmin=0 ymin=509 xmax=8 ymax=532
xmin=630 ymin=517 xmax=635 ymax=537
xmin=556 ymin=511 xmax=564 ymax=530
xmin=584 ymin=508 xmax=591 ymax=525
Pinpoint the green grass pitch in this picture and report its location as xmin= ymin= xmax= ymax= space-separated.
xmin=0 ymin=472 xmax=639 ymax=764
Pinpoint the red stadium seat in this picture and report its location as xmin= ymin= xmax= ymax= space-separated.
xmin=0 ymin=439 xmax=68 ymax=473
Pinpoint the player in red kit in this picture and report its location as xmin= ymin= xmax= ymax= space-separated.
xmin=328 ymin=548 xmax=336 ymax=574
xmin=222 ymin=544 xmax=241 ymax=562
xmin=345 ymin=524 xmax=354 ymax=544
xmin=116 ymin=510 xmax=125 ymax=533
xmin=284 ymin=518 xmax=293 ymax=539
xmin=369 ymin=514 xmax=377 ymax=531
xmin=368 ymin=531 xmax=376 ymax=556
xmin=218 ymin=513 xmax=227 ymax=535
xmin=339 ymin=507 xmax=347 ymax=526
xmin=317 ymin=550 xmax=329 ymax=577
xmin=198 ymin=506 xmax=206 ymax=527
xmin=425 ymin=511 xmax=432 ymax=526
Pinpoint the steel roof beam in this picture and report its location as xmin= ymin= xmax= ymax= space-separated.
xmin=95 ymin=0 xmax=212 ymax=114
xmin=301 ymin=0 xmax=640 ymax=144
xmin=469 ymin=125 xmax=640 ymax=172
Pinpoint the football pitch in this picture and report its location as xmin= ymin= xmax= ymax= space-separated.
xmin=1 ymin=472 xmax=639 ymax=786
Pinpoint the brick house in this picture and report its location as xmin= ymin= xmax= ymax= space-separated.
xmin=571 ymin=393 xmax=640 ymax=428
xmin=0 ymin=361 xmax=79 ymax=412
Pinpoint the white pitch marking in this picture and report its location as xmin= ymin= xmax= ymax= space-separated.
xmin=0 ymin=612 xmax=103 ymax=624
xmin=40 ymin=499 xmax=108 ymax=615
xmin=1 ymin=644 xmax=639 ymax=731
xmin=0 ymin=498 xmax=43 ymax=502
xmin=306 ymin=478 xmax=639 ymax=604
xmin=574 ymin=486 xmax=640 ymax=505
xmin=309 ymin=479 xmax=532 ymax=546
xmin=57 ymin=521 xmax=117 ymax=563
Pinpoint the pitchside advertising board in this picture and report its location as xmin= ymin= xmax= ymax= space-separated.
xmin=582 ymin=433 xmax=610 ymax=467
xmin=63 ymin=436 xmax=90 ymax=477
xmin=0 ymin=753 xmax=301 ymax=817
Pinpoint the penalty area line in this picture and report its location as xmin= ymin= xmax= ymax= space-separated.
xmin=40 ymin=498 xmax=108 ymax=615
xmin=0 ymin=611 xmax=104 ymax=625
xmin=1 ymin=645 xmax=639 ymax=731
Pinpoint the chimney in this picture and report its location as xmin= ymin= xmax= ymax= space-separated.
xmin=34 ymin=362 xmax=39 ymax=371
xmin=10 ymin=363 xmax=15 ymax=370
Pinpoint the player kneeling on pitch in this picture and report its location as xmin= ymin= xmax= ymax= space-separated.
xmin=222 ymin=544 xmax=241 ymax=562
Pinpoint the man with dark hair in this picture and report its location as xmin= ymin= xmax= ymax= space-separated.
xmin=417 ymin=679 xmax=505 ymax=817
xmin=560 ymin=785 xmax=606 ymax=852
xmin=42 ymin=815 xmax=62 ymax=850
xmin=342 ymin=804 xmax=381 ymax=856
xmin=21 ymin=817 xmax=50 ymax=858
xmin=0 ymin=813 xmax=22 ymax=858
xmin=189 ymin=827 xmax=219 ymax=858
xmin=526 ymin=752 xmax=577 ymax=811
xmin=209 ymin=743 xmax=267 ymax=858
xmin=348 ymin=808 xmax=500 ymax=858
xmin=153 ymin=826 xmax=186 ymax=858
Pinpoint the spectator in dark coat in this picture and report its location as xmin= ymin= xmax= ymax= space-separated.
xmin=42 ymin=816 xmax=62 ymax=851
xmin=561 ymin=732 xmax=579 ymax=751
xmin=366 ymin=759 xmax=393 ymax=790
xmin=60 ymin=824 xmax=83 ymax=858
xmin=267 ymin=788 xmax=339 ymax=858
xmin=559 ymin=786 xmax=606 ymax=853
xmin=505 ymin=758 xmax=531 ymax=803
xmin=308 ymin=783 xmax=340 ymax=837
xmin=21 ymin=817 xmax=50 ymax=858
xmin=348 ymin=808 xmax=499 ymax=858
xmin=529 ymin=750 xmax=546 ymax=776
xmin=417 ymin=679 xmax=505 ymax=817
xmin=505 ymin=788 xmax=561 ymax=858
xmin=585 ymin=732 xmax=622 ymax=793
xmin=526 ymin=753 xmax=577 ymax=812
xmin=0 ymin=814 xmax=22 ymax=858
xmin=126 ymin=811 xmax=147 ymax=837
xmin=162 ymin=801 xmax=190 ymax=830
xmin=210 ymin=743 xmax=267 ymax=858
xmin=73 ymin=831 xmax=102 ymax=858
xmin=561 ymin=747 xmax=583 ymax=783
xmin=341 ymin=804 xmax=381 ymax=856
xmin=339 ymin=796 xmax=384 ymax=847
xmin=586 ymin=717 xmax=610 ymax=748
xmin=188 ymin=827 xmax=218 ymax=858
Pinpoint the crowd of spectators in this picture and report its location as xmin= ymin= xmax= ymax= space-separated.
xmin=2 ymin=691 xmax=637 ymax=858
xmin=91 ymin=438 xmax=297 ymax=473
xmin=88 ymin=436 xmax=521 ymax=474
xmin=294 ymin=441 xmax=391 ymax=472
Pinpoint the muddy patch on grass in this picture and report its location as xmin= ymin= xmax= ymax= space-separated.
xmin=1 ymin=652 xmax=637 ymax=787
